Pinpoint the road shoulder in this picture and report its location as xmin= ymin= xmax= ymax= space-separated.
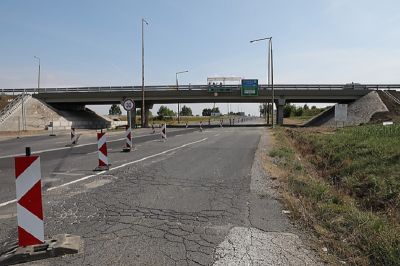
xmin=213 ymin=128 xmax=324 ymax=265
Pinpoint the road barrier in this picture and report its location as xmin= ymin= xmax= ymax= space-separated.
xmin=122 ymin=125 xmax=132 ymax=152
xmin=94 ymin=131 xmax=109 ymax=171
xmin=71 ymin=128 xmax=77 ymax=145
xmin=15 ymin=147 xmax=44 ymax=247
xmin=161 ymin=124 xmax=167 ymax=141
xmin=1 ymin=147 xmax=81 ymax=265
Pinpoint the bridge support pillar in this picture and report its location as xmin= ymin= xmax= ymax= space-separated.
xmin=144 ymin=104 xmax=153 ymax=128
xmin=128 ymin=110 xmax=136 ymax=129
xmin=276 ymin=99 xmax=286 ymax=126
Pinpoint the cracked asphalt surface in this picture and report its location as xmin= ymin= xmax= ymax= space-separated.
xmin=0 ymin=125 xmax=322 ymax=265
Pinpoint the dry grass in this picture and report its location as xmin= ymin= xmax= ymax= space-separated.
xmin=265 ymin=126 xmax=400 ymax=265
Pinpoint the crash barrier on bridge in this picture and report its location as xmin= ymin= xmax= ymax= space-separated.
xmin=122 ymin=125 xmax=132 ymax=152
xmin=161 ymin=124 xmax=167 ymax=141
xmin=0 ymin=147 xmax=81 ymax=265
xmin=15 ymin=147 xmax=44 ymax=247
xmin=94 ymin=131 xmax=109 ymax=171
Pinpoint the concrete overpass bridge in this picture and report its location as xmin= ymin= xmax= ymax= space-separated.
xmin=2 ymin=83 xmax=399 ymax=125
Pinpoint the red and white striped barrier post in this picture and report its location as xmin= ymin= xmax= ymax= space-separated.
xmin=94 ymin=131 xmax=109 ymax=171
xmin=71 ymin=127 xmax=77 ymax=145
xmin=15 ymin=147 xmax=44 ymax=247
xmin=161 ymin=124 xmax=167 ymax=141
xmin=122 ymin=125 xmax=132 ymax=152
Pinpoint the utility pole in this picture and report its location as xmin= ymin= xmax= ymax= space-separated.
xmin=34 ymin=56 xmax=41 ymax=94
xmin=176 ymin=70 xmax=189 ymax=124
xmin=141 ymin=18 xmax=149 ymax=128
xmin=250 ymin=36 xmax=274 ymax=128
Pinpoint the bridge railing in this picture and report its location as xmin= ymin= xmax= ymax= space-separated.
xmin=1 ymin=84 xmax=399 ymax=94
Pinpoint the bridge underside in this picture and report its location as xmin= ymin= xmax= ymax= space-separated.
xmin=34 ymin=88 xmax=372 ymax=126
xmin=34 ymin=89 xmax=370 ymax=105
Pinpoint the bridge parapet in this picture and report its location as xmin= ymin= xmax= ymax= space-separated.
xmin=2 ymin=84 xmax=399 ymax=94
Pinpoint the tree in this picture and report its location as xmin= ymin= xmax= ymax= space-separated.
xmin=303 ymin=104 xmax=309 ymax=110
xmin=202 ymin=108 xmax=212 ymax=116
xmin=211 ymin=107 xmax=220 ymax=114
xmin=293 ymin=106 xmax=303 ymax=116
xmin=109 ymin=104 xmax=122 ymax=115
xmin=157 ymin=105 xmax=175 ymax=118
xmin=283 ymin=104 xmax=293 ymax=118
xmin=180 ymin=105 xmax=193 ymax=116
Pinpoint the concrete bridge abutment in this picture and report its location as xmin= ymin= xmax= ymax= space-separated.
xmin=275 ymin=98 xmax=286 ymax=126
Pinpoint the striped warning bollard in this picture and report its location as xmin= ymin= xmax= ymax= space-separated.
xmin=15 ymin=147 xmax=44 ymax=247
xmin=94 ymin=131 xmax=110 ymax=171
xmin=71 ymin=127 xmax=77 ymax=145
xmin=161 ymin=124 xmax=167 ymax=141
xmin=122 ymin=125 xmax=132 ymax=152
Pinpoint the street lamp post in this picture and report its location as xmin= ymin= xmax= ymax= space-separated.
xmin=176 ymin=70 xmax=188 ymax=124
xmin=250 ymin=37 xmax=274 ymax=128
xmin=141 ymin=18 xmax=149 ymax=128
xmin=34 ymin=56 xmax=41 ymax=93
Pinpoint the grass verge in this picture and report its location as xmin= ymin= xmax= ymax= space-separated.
xmin=268 ymin=125 xmax=400 ymax=265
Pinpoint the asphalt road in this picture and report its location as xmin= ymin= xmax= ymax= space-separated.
xmin=0 ymin=125 xmax=321 ymax=265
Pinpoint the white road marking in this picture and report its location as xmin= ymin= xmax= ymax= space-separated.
xmin=0 ymin=132 xmax=161 ymax=159
xmin=0 ymin=199 xmax=17 ymax=208
xmin=214 ymin=134 xmax=220 ymax=137
xmin=46 ymin=138 xmax=208 ymax=192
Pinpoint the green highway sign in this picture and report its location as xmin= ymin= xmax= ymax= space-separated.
xmin=241 ymin=79 xmax=258 ymax=96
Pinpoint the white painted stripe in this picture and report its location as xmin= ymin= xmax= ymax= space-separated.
xmin=15 ymin=158 xmax=41 ymax=200
xmin=17 ymin=204 xmax=44 ymax=241
xmin=0 ymin=132 xmax=162 ymax=159
xmin=0 ymin=199 xmax=16 ymax=207
xmin=47 ymin=138 xmax=208 ymax=192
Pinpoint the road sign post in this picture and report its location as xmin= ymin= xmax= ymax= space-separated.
xmin=122 ymin=98 xmax=135 ymax=129
xmin=241 ymin=79 xmax=259 ymax=96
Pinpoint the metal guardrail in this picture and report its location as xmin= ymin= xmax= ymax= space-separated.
xmin=1 ymin=84 xmax=400 ymax=94
xmin=382 ymin=90 xmax=400 ymax=105
xmin=0 ymin=94 xmax=30 ymax=125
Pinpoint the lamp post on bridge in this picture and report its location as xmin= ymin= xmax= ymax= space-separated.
xmin=176 ymin=70 xmax=189 ymax=124
xmin=250 ymin=36 xmax=274 ymax=128
xmin=141 ymin=18 xmax=149 ymax=128
xmin=34 ymin=56 xmax=41 ymax=94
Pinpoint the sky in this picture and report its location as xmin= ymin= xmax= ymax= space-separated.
xmin=1 ymin=0 xmax=400 ymax=115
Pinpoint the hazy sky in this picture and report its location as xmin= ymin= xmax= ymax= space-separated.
xmin=1 ymin=0 xmax=400 ymax=115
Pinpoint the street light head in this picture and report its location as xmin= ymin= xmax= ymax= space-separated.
xmin=250 ymin=36 xmax=272 ymax=43
xmin=142 ymin=18 xmax=149 ymax=25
